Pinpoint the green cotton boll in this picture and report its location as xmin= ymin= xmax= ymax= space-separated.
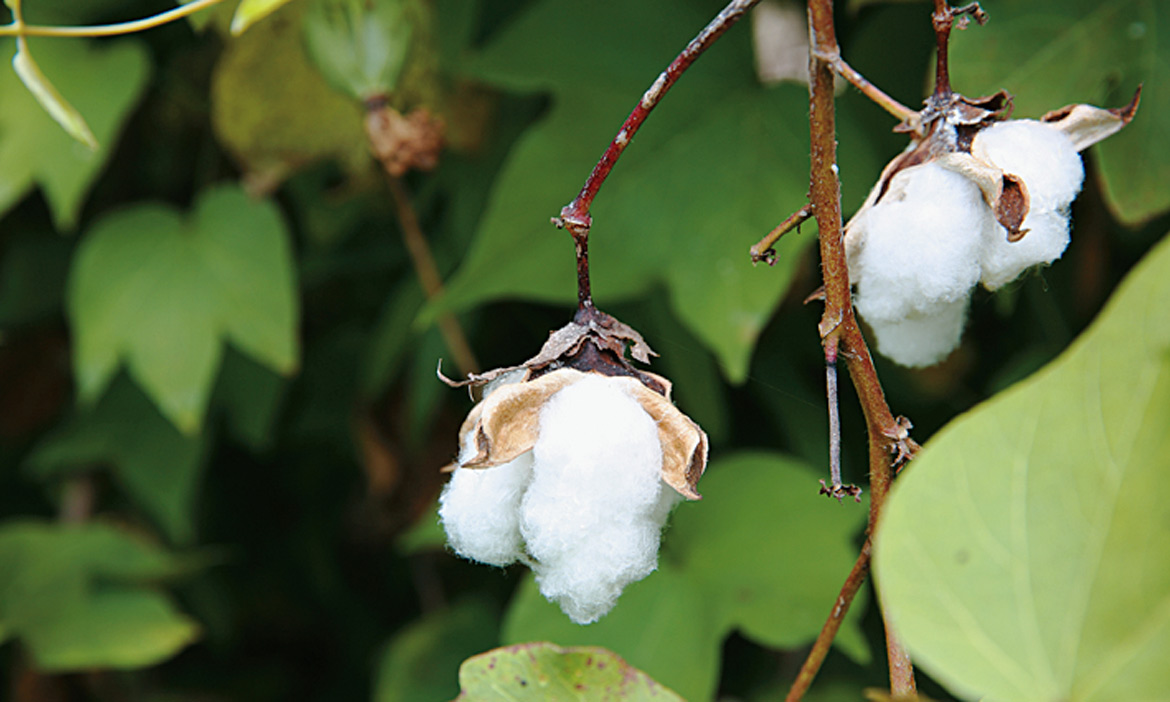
xmin=303 ymin=0 xmax=414 ymax=101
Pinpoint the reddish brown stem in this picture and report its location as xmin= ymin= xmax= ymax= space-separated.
xmin=553 ymin=0 xmax=760 ymax=306
xmin=750 ymin=204 xmax=814 ymax=264
xmin=793 ymin=0 xmax=917 ymax=698
xmin=785 ymin=539 xmax=872 ymax=702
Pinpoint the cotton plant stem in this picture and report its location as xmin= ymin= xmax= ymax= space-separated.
xmin=554 ymin=0 xmax=761 ymax=307
xmin=0 ymin=0 xmax=226 ymax=37
xmin=796 ymin=0 xmax=916 ymax=698
xmin=386 ymin=177 xmax=479 ymax=377
xmin=750 ymin=204 xmax=814 ymax=264
xmin=826 ymin=54 xmax=920 ymax=132
xmin=784 ymin=538 xmax=872 ymax=702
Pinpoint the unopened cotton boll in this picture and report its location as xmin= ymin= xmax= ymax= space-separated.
xmin=521 ymin=375 xmax=676 ymax=624
xmin=849 ymin=162 xmax=988 ymax=366
xmin=973 ymin=120 xmax=1084 ymax=290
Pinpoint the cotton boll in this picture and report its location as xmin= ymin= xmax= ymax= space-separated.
xmin=973 ymin=120 xmax=1084 ymax=211
xmin=520 ymin=374 xmax=669 ymax=624
xmin=866 ymin=295 xmax=970 ymax=368
xmin=439 ymin=433 xmax=534 ymax=567
xmin=849 ymin=162 xmax=986 ymax=366
xmin=981 ymin=209 xmax=1071 ymax=290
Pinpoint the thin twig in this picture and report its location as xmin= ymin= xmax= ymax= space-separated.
xmin=785 ymin=538 xmax=872 ymax=702
xmin=386 ymin=177 xmax=479 ymax=377
xmin=826 ymin=54 xmax=920 ymax=131
xmin=793 ymin=0 xmax=917 ymax=697
xmin=0 ymin=0 xmax=226 ymax=37
xmin=750 ymin=204 xmax=814 ymax=264
xmin=553 ymin=0 xmax=761 ymax=308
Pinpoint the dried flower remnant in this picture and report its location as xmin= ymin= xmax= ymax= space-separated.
xmin=844 ymin=85 xmax=1140 ymax=368
xmin=437 ymin=307 xmax=708 ymax=624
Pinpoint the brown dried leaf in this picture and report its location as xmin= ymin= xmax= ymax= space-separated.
xmin=459 ymin=370 xmax=579 ymax=468
xmin=629 ymin=382 xmax=709 ymax=501
xmin=1041 ymin=87 xmax=1141 ymax=153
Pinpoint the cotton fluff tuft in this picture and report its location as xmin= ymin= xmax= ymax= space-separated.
xmin=973 ymin=120 xmax=1084 ymax=289
xmin=521 ymin=375 xmax=677 ymax=624
xmin=849 ymin=162 xmax=988 ymax=367
xmin=438 ymin=433 xmax=534 ymax=567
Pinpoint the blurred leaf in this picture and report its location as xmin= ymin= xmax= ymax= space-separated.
xmin=504 ymin=452 xmax=869 ymax=701
xmin=948 ymin=0 xmax=1169 ymax=224
xmin=303 ymin=0 xmax=413 ymax=101
xmin=212 ymin=347 xmax=287 ymax=451
xmin=211 ymin=1 xmax=371 ymax=185
xmin=374 ymin=597 xmax=498 ymax=702
xmin=12 ymin=39 xmax=97 ymax=148
xmin=875 ymin=234 xmax=1170 ymax=701
xmin=428 ymin=0 xmax=879 ymax=382
xmin=67 ymin=184 xmax=299 ymax=435
xmin=0 ymin=37 xmax=149 ymax=229
xmin=0 ymin=521 xmax=199 ymax=670
xmin=0 ymin=227 xmax=70 ymax=326
xmin=668 ymin=452 xmax=871 ymax=663
xmin=456 ymin=641 xmax=684 ymax=702
xmin=26 ymin=375 xmax=207 ymax=544
xmin=230 ymin=0 xmax=296 ymax=35
xmin=395 ymin=499 xmax=445 ymax=554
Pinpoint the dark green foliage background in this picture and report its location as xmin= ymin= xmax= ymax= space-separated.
xmin=0 ymin=0 xmax=1166 ymax=700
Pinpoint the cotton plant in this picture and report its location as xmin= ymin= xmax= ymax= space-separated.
xmin=844 ymin=81 xmax=1139 ymax=367
xmin=437 ymin=306 xmax=708 ymax=624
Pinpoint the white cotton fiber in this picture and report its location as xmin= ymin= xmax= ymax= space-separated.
xmin=849 ymin=162 xmax=987 ymax=366
xmin=520 ymin=374 xmax=670 ymax=624
xmin=866 ymin=295 xmax=970 ymax=368
xmin=439 ymin=437 xmax=534 ymax=567
xmin=974 ymin=120 xmax=1084 ymax=211
xmin=980 ymin=209 xmax=1071 ymax=290
xmin=973 ymin=121 xmax=1083 ymax=291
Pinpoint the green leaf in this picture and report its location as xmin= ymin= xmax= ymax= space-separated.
xmin=503 ymin=452 xmax=870 ymax=701
xmin=429 ymin=0 xmax=877 ymax=382
xmin=0 ymin=521 xmax=199 ymax=671
xmin=667 ymin=452 xmax=871 ymax=664
xmin=67 ymin=184 xmax=299 ymax=435
xmin=211 ymin=348 xmax=287 ymax=451
xmin=26 ymin=375 xmax=207 ymax=544
xmin=874 ymin=233 xmax=1170 ymax=701
xmin=230 ymin=0 xmax=296 ymax=35
xmin=948 ymin=0 xmax=1169 ymax=224
xmin=374 ymin=598 xmax=499 ymax=702
xmin=0 ymin=37 xmax=149 ymax=229
xmin=456 ymin=642 xmax=684 ymax=702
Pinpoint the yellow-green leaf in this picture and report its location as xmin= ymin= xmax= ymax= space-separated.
xmin=875 ymin=233 xmax=1170 ymax=701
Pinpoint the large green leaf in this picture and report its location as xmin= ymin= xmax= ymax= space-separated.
xmin=874 ymin=233 xmax=1170 ymax=701
xmin=503 ymin=452 xmax=869 ymax=702
xmin=0 ymin=37 xmax=149 ymax=229
xmin=25 ymin=375 xmax=207 ymax=544
xmin=457 ymin=642 xmax=684 ymax=702
xmin=67 ymin=184 xmax=299 ymax=434
xmin=948 ymin=0 xmax=1169 ymax=224
xmin=429 ymin=0 xmax=866 ymax=382
xmin=0 ymin=521 xmax=199 ymax=671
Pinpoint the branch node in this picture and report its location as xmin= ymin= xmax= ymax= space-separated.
xmin=819 ymin=479 xmax=863 ymax=503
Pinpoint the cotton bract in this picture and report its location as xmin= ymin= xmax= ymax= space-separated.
xmin=439 ymin=368 xmax=705 ymax=624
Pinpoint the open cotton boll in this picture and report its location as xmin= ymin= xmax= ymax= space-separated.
xmin=520 ymin=374 xmax=670 ymax=624
xmin=866 ymin=295 xmax=970 ymax=368
xmin=849 ymin=163 xmax=986 ymax=367
xmin=973 ymin=120 xmax=1084 ymax=211
xmin=980 ymin=209 xmax=1070 ymax=290
xmin=438 ymin=436 xmax=534 ymax=567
